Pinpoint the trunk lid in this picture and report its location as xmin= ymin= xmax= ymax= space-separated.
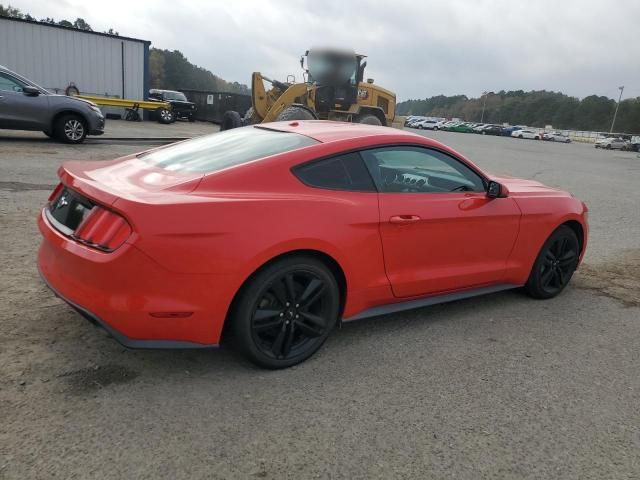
xmin=59 ymin=155 xmax=204 ymax=206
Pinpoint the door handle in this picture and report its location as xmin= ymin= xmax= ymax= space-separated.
xmin=389 ymin=215 xmax=421 ymax=224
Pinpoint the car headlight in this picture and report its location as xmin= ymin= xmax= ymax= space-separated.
xmin=89 ymin=105 xmax=102 ymax=114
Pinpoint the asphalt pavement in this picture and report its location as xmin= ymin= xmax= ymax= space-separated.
xmin=1 ymin=123 xmax=638 ymax=479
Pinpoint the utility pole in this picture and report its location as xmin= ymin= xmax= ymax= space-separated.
xmin=480 ymin=91 xmax=488 ymax=123
xmin=609 ymin=86 xmax=624 ymax=134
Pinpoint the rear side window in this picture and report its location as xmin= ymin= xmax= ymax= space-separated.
xmin=294 ymin=152 xmax=376 ymax=192
xmin=139 ymin=126 xmax=318 ymax=173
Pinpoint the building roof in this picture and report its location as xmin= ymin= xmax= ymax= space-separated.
xmin=0 ymin=15 xmax=151 ymax=44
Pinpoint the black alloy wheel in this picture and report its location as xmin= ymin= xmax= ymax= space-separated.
xmin=526 ymin=225 xmax=580 ymax=299
xmin=232 ymin=257 xmax=339 ymax=368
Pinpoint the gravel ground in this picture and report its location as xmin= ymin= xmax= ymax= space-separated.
xmin=0 ymin=123 xmax=639 ymax=479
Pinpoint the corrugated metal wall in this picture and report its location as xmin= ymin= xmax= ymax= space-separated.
xmin=0 ymin=17 xmax=147 ymax=100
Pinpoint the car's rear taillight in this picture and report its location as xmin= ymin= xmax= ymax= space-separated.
xmin=72 ymin=206 xmax=132 ymax=252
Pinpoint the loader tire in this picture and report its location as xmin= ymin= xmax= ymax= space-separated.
xmin=220 ymin=111 xmax=243 ymax=131
xmin=356 ymin=114 xmax=382 ymax=126
xmin=276 ymin=106 xmax=315 ymax=122
xmin=243 ymin=107 xmax=260 ymax=125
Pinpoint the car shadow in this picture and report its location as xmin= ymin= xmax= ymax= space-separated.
xmin=58 ymin=288 xmax=532 ymax=383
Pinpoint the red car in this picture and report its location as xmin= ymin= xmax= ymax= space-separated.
xmin=38 ymin=121 xmax=588 ymax=368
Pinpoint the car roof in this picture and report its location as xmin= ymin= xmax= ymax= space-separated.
xmin=262 ymin=120 xmax=424 ymax=144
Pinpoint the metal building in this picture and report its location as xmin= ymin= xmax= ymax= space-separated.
xmin=0 ymin=16 xmax=149 ymax=101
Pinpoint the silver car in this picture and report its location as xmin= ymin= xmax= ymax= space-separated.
xmin=0 ymin=65 xmax=104 ymax=143
xmin=595 ymin=137 xmax=631 ymax=150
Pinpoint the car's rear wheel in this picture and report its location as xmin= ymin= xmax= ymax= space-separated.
xmin=54 ymin=114 xmax=87 ymax=144
xmin=525 ymin=225 xmax=580 ymax=299
xmin=232 ymin=256 xmax=340 ymax=369
xmin=519 ymin=134 xmax=524 ymax=139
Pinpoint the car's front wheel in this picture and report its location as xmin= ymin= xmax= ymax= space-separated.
xmin=54 ymin=114 xmax=87 ymax=144
xmin=232 ymin=256 xmax=340 ymax=368
xmin=525 ymin=225 xmax=580 ymax=299
xmin=157 ymin=107 xmax=174 ymax=124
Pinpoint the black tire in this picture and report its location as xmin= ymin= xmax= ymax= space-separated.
xmin=53 ymin=114 xmax=87 ymax=144
xmin=357 ymin=114 xmax=383 ymax=126
xmin=525 ymin=225 xmax=580 ymax=299
xmin=220 ymin=110 xmax=243 ymax=131
xmin=518 ymin=134 xmax=524 ymax=139
xmin=188 ymin=115 xmax=196 ymax=123
xmin=232 ymin=256 xmax=340 ymax=369
xmin=157 ymin=107 xmax=174 ymax=124
xmin=276 ymin=106 xmax=315 ymax=122
xmin=243 ymin=107 xmax=259 ymax=125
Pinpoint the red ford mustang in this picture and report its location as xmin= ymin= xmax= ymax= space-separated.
xmin=38 ymin=121 xmax=588 ymax=368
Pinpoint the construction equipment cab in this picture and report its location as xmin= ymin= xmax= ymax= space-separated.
xmin=220 ymin=48 xmax=398 ymax=130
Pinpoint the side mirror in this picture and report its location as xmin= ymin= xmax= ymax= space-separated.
xmin=23 ymin=86 xmax=40 ymax=96
xmin=486 ymin=180 xmax=507 ymax=198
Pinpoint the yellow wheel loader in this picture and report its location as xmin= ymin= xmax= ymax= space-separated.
xmin=220 ymin=48 xmax=400 ymax=130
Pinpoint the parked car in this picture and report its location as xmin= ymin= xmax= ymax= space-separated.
xmin=544 ymin=132 xmax=571 ymax=143
xmin=449 ymin=123 xmax=476 ymax=133
xmin=0 ymin=65 xmax=105 ymax=143
xmin=479 ymin=125 xmax=504 ymax=136
xmin=37 ymin=121 xmax=588 ymax=368
xmin=149 ymin=89 xmax=197 ymax=123
xmin=511 ymin=129 xmax=541 ymax=140
xmin=414 ymin=119 xmax=438 ymax=130
xmin=595 ymin=137 xmax=631 ymax=150
xmin=501 ymin=125 xmax=526 ymax=136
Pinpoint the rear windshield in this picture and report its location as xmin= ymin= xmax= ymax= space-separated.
xmin=138 ymin=126 xmax=318 ymax=173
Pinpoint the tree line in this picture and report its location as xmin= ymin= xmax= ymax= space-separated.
xmin=149 ymin=49 xmax=249 ymax=94
xmin=1 ymin=4 xmax=250 ymax=94
xmin=397 ymin=91 xmax=640 ymax=134
xmin=0 ymin=4 xmax=118 ymax=34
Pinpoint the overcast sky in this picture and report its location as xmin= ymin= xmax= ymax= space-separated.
xmin=13 ymin=0 xmax=640 ymax=101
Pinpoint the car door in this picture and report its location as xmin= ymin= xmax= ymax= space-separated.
xmin=362 ymin=146 xmax=521 ymax=298
xmin=0 ymin=72 xmax=49 ymax=130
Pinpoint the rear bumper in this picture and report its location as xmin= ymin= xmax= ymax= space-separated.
xmin=38 ymin=267 xmax=217 ymax=349
xmin=37 ymin=209 xmax=231 ymax=348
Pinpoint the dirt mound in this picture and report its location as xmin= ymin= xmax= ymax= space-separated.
xmin=574 ymin=249 xmax=640 ymax=308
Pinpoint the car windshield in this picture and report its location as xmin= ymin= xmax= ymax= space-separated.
xmin=164 ymin=91 xmax=187 ymax=101
xmin=138 ymin=126 xmax=318 ymax=173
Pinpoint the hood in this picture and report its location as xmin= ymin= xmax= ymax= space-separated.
xmin=490 ymin=174 xmax=565 ymax=195
xmin=50 ymin=94 xmax=98 ymax=108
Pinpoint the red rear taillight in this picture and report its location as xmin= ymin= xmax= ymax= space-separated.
xmin=73 ymin=206 xmax=132 ymax=252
